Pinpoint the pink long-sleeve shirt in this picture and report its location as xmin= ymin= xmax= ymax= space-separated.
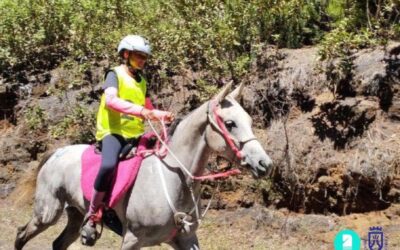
xmin=104 ymin=87 xmax=169 ymax=119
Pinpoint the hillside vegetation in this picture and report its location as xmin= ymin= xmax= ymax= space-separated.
xmin=1 ymin=0 xmax=399 ymax=84
xmin=0 ymin=0 xmax=399 ymax=215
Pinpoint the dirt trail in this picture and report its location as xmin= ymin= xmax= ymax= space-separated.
xmin=1 ymin=199 xmax=399 ymax=250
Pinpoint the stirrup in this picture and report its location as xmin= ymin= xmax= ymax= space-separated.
xmin=174 ymin=212 xmax=193 ymax=233
xmin=80 ymin=210 xmax=104 ymax=246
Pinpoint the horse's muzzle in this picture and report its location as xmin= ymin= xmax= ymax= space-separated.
xmin=257 ymin=160 xmax=272 ymax=177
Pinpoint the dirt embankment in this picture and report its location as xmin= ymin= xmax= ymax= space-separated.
xmin=224 ymin=42 xmax=400 ymax=215
xmin=1 ymin=43 xmax=399 ymax=216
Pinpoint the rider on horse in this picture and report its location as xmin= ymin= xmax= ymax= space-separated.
xmin=81 ymin=35 xmax=174 ymax=243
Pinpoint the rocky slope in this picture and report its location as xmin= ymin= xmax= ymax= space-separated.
xmin=0 ymin=43 xmax=399 ymax=216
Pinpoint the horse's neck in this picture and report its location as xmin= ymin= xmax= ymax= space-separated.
xmin=166 ymin=102 xmax=210 ymax=179
xmin=162 ymin=102 xmax=211 ymax=201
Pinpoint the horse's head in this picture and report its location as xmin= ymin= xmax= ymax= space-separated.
xmin=205 ymin=82 xmax=273 ymax=178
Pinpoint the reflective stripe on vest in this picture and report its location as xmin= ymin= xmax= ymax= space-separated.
xmin=95 ymin=66 xmax=146 ymax=141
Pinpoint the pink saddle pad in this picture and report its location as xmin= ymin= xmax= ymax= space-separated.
xmin=81 ymin=133 xmax=155 ymax=208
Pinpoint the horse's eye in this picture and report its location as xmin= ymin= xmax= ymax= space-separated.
xmin=224 ymin=120 xmax=236 ymax=131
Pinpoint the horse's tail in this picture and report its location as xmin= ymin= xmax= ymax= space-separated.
xmin=10 ymin=150 xmax=55 ymax=207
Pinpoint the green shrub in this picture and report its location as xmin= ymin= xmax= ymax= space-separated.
xmin=0 ymin=0 xmax=329 ymax=80
xmin=0 ymin=0 xmax=73 ymax=67
xmin=24 ymin=104 xmax=47 ymax=130
xmin=318 ymin=18 xmax=380 ymax=61
xmin=1 ymin=0 xmax=398 ymax=88
xmin=50 ymin=104 xmax=95 ymax=143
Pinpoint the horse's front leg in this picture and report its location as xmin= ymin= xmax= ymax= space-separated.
xmin=167 ymin=232 xmax=200 ymax=250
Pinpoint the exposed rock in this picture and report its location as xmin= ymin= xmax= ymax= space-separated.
xmin=353 ymin=47 xmax=387 ymax=95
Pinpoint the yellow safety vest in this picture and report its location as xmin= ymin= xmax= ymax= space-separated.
xmin=95 ymin=65 xmax=146 ymax=141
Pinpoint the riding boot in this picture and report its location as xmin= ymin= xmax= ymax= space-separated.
xmin=80 ymin=189 xmax=106 ymax=246
xmin=89 ymin=189 xmax=106 ymax=216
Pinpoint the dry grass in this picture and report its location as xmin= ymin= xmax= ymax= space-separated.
xmin=257 ymin=101 xmax=400 ymax=214
xmin=1 ymin=198 xmax=400 ymax=249
xmin=0 ymin=200 xmax=330 ymax=250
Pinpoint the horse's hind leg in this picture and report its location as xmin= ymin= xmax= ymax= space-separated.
xmin=52 ymin=206 xmax=84 ymax=250
xmin=14 ymin=192 xmax=64 ymax=249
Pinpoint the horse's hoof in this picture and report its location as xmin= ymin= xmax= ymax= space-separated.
xmin=80 ymin=222 xmax=99 ymax=246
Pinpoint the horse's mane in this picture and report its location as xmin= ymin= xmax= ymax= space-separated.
xmin=167 ymin=102 xmax=207 ymax=137
xmin=167 ymin=117 xmax=183 ymax=137
xmin=167 ymin=98 xmax=235 ymax=137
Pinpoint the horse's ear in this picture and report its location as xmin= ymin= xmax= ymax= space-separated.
xmin=228 ymin=81 xmax=245 ymax=100
xmin=215 ymin=81 xmax=233 ymax=103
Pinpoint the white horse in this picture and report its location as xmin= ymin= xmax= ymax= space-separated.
xmin=15 ymin=82 xmax=273 ymax=249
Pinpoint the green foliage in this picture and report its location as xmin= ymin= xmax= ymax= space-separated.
xmin=316 ymin=0 xmax=400 ymax=97
xmin=196 ymin=78 xmax=219 ymax=102
xmin=261 ymin=0 xmax=327 ymax=48
xmin=324 ymin=0 xmax=400 ymax=40
xmin=0 ymin=0 xmax=73 ymax=67
xmin=50 ymin=104 xmax=95 ymax=143
xmin=327 ymin=0 xmax=346 ymax=20
xmin=59 ymin=59 xmax=91 ymax=89
xmin=318 ymin=18 xmax=379 ymax=61
xmin=317 ymin=19 xmax=364 ymax=97
xmin=24 ymin=105 xmax=47 ymax=130
xmin=0 ymin=0 xmax=330 ymax=80
xmin=393 ymin=23 xmax=400 ymax=38
xmin=0 ymin=0 xmax=399 ymax=88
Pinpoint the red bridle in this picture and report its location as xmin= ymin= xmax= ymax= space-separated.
xmin=209 ymin=99 xmax=244 ymax=159
xmin=207 ymin=99 xmax=257 ymax=160
xmin=140 ymin=98 xmax=259 ymax=181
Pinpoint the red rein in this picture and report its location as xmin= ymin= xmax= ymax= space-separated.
xmin=138 ymin=99 xmax=242 ymax=181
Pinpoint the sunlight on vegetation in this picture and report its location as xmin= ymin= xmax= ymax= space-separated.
xmin=1 ymin=0 xmax=398 ymax=84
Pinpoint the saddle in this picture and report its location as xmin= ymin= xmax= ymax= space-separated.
xmin=81 ymin=133 xmax=157 ymax=208
xmin=81 ymin=133 xmax=158 ymax=236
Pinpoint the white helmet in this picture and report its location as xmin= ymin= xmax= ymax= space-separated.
xmin=117 ymin=35 xmax=151 ymax=56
